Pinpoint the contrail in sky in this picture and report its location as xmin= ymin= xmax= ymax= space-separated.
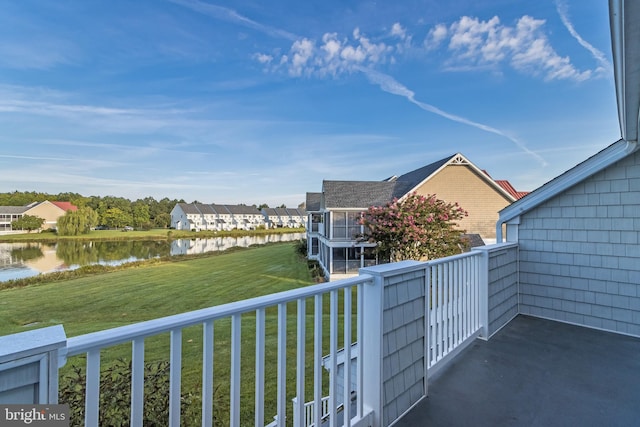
xmin=358 ymin=67 xmax=548 ymax=166
xmin=554 ymin=0 xmax=611 ymax=73
xmin=168 ymin=0 xmax=299 ymax=41
xmin=170 ymin=0 xmax=547 ymax=166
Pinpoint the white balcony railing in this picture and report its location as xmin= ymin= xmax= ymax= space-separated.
xmin=426 ymin=251 xmax=484 ymax=374
xmin=0 ymin=244 xmax=520 ymax=427
xmin=292 ymin=395 xmax=330 ymax=427
xmin=62 ymin=274 xmax=374 ymax=427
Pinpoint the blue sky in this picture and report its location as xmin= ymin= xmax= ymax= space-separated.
xmin=0 ymin=0 xmax=619 ymax=207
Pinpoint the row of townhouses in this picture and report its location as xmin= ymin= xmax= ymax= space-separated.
xmin=0 ymin=201 xmax=77 ymax=233
xmin=170 ymin=203 xmax=306 ymax=231
xmin=305 ymin=153 xmax=528 ymax=280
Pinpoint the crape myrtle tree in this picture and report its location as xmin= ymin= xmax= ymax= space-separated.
xmin=359 ymin=192 xmax=468 ymax=262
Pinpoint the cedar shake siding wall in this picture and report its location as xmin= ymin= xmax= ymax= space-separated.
xmin=518 ymin=150 xmax=640 ymax=337
xmin=413 ymin=165 xmax=512 ymax=240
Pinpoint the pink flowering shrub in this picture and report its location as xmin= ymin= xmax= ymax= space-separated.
xmin=359 ymin=192 xmax=468 ymax=262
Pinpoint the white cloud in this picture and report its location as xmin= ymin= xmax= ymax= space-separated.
xmin=438 ymin=15 xmax=592 ymax=82
xmin=289 ymin=38 xmax=315 ymax=77
xmin=262 ymin=28 xmax=392 ymax=77
xmin=253 ymin=53 xmax=273 ymax=64
xmin=425 ymin=23 xmax=448 ymax=50
xmin=391 ymin=23 xmax=406 ymax=39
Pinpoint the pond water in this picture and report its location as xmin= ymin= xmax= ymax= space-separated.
xmin=0 ymin=233 xmax=305 ymax=282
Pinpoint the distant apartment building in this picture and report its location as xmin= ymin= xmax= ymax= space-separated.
xmin=261 ymin=207 xmax=306 ymax=229
xmin=170 ymin=203 xmax=306 ymax=231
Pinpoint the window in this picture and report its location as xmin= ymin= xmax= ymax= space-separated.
xmin=311 ymin=213 xmax=322 ymax=232
xmin=332 ymin=212 xmax=362 ymax=240
xmin=331 ymin=247 xmax=361 ymax=274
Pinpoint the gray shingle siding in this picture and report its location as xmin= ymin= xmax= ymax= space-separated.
xmin=518 ymin=151 xmax=640 ymax=337
xmin=487 ymin=245 xmax=519 ymax=336
xmin=381 ymin=268 xmax=426 ymax=426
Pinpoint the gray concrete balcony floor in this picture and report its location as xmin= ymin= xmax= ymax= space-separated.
xmin=395 ymin=315 xmax=640 ymax=427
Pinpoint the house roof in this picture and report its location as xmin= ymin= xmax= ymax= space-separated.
xmin=322 ymin=180 xmax=412 ymax=209
xmin=274 ymin=208 xmax=288 ymax=216
xmin=494 ymin=180 xmax=529 ymax=200
xmin=396 ymin=153 xmax=517 ymax=203
xmin=498 ymin=139 xmax=637 ymax=232
xmin=50 ymin=201 xmax=78 ymax=212
xmin=221 ymin=204 xmax=261 ymax=215
xmin=176 ymin=202 xmax=201 ymax=214
xmin=306 ymin=192 xmax=322 ymax=211
xmin=287 ymin=208 xmax=305 ymax=216
xmin=497 ymin=1 xmax=640 ymax=237
xmin=392 ymin=155 xmax=453 ymax=188
xmin=0 ymin=206 xmax=29 ymax=214
xmin=194 ymin=203 xmax=216 ymax=215
xmin=320 ymin=153 xmax=522 ymax=209
xmin=177 ymin=203 xmax=261 ymax=216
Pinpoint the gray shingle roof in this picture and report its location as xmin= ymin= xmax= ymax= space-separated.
xmin=306 ymin=192 xmax=322 ymax=211
xmin=322 ymin=180 xmax=413 ymax=208
xmin=194 ymin=203 xmax=216 ymax=214
xmin=274 ymin=208 xmax=288 ymax=216
xmin=0 ymin=206 xmax=29 ymax=214
xmin=394 ymin=154 xmax=454 ymax=189
xmin=222 ymin=204 xmax=262 ymax=215
xmin=176 ymin=203 xmax=200 ymax=214
xmin=286 ymin=208 xmax=305 ymax=216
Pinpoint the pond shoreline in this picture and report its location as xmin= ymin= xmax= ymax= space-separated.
xmin=0 ymin=227 xmax=305 ymax=243
xmin=0 ymin=239 xmax=307 ymax=291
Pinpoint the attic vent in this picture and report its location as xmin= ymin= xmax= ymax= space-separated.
xmin=451 ymin=155 xmax=469 ymax=165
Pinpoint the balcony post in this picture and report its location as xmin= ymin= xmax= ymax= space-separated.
xmin=359 ymin=269 xmax=384 ymax=427
xmin=474 ymin=247 xmax=490 ymax=340
xmin=0 ymin=325 xmax=67 ymax=404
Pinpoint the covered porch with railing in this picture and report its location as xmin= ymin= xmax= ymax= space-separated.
xmin=0 ymin=241 xmax=591 ymax=427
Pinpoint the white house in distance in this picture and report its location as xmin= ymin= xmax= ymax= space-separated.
xmin=170 ymin=203 xmax=306 ymax=231
xmin=171 ymin=203 xmax=265 ymax=231
xmin=261 ymin=207 xmax=306 ymax=229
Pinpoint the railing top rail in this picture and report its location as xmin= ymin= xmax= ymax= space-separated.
xmin=471 ymin=242 xmax=518 ymax=252
xmin=425 ymin=250 xmax=482 ymax=265
xmin=66 ymin=274 xmax=373 ymax=357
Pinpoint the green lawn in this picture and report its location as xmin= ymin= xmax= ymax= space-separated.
xmin=0 ymin=242 xmax=349 ymax=426
xmin=0 ymin=242 xmax=311 ymax=337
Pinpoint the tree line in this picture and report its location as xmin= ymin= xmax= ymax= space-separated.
xmin=1 ymin=191 xmax=184 ymax=235
xmin=1 ymin=191 xmax=295 ymax=236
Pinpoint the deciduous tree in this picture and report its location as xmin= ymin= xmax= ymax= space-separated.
xmin=359 ymin=192 xmax=468 ymax=262
xmin=11 ymin=215 xmax=45 ymax=233
xmin=57 ymin=207 xmax=98 ymax=235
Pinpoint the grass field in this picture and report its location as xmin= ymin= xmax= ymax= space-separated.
xmin=0 ymin=242 xmax=349 ymax=426
xmin=0 ymin=242 xmax=312 ymax=337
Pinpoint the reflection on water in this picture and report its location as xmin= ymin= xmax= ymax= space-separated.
xmin=0 ymin=233 xmax=304 ymax=282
